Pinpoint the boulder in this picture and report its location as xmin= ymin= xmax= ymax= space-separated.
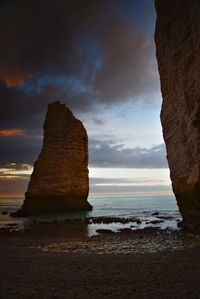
xmin=96 ymin=229 xmax=114 ymax=234
xmin=2 ymin=211 xmax=8 ymax=215
xmin=14 ymin=101 xmax=92 ymax=216
xmin=155 ymin=0 xmax=200 ymax=229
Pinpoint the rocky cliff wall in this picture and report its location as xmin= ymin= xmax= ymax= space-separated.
xmin=155 ymin=0 xmax=200 ymax=229
xmin=16 ymin=101 xmax=92 ymax=216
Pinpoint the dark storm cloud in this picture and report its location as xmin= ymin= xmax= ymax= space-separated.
xmin=0 ymin=0 xmax=158 ymax=126
xmin=0 ymin=0 xmax=160 ymax=167
xmin=0 ymin=80 xmax=95 ymax=131
xmin=0 ymin=135 xmax=42 ymax=164
xmin=0 ymin=0 xmax=106 ymax=133
xmin=89 ymin=140 xmax=168 ymax=168
xmin=0 ymin=0 xmax=104 ymax=82
xmin=93 ymin=16 xmax=159 ymax=104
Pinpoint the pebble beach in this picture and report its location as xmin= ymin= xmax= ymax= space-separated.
xmin=1 ymin=225 xmax=200 ymax=298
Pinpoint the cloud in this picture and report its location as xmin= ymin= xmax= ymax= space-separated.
xmin=0 ymin=129 xmax=25 ymax=137
xmin=0 ymin=173 xmax=172 ymax=197
xmin=89 ymin=139 xmax=168 ymax=168
xmin=0 ymin=131 xmax=167 ymax=168
xmin=0 ymin=0 xmax=105 ymax=84
xmin=0 ymin=135 xmax=42 ymax=164
xmin=90 ymin=177 xmax=168 ymax=186
xmin=0 ymin=162 xmax=32 ymax=196
xmin=93 ymin=16 xmax=159 ymax=104
xmin=0 ymin=0 xmax=159 ymax=127
xmin=0 ymin=0 xmax=162 ymax=169
xmin=89 ymin=183 xmax=172 ymax=195
xmin=0 ymin=163 xmax=33 ymax=179
xmin=0 ymin=163 xmax=171 ymax=197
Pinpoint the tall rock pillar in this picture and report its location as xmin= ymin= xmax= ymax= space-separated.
xmin=16 ymin=101 xmax=92 ymax=216
xmin=155 ymin=0 xmax=200 ymax=229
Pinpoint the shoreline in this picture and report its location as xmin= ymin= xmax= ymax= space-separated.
xmin=0 ymin=212 xmax=182 ymax=237
xmin=1 ymin=225 xmax=200 ymax=253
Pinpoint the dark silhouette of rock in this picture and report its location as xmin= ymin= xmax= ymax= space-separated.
xmin=14 ymin=101 xmax=92 ymax=216
xmin=2 ymin=211 xmax=8 ymax=215
xmin=152 ymin=212 xmax=159 ymax=216
xmin=118 ymin=228 xmax=132 ymax=233
xmin=155 ymin=0 xmax=200 ymax=230
xmin=157 ymin=216 xmax=173 ymax=220
xmin=85 ymin=216 xmax=140 ymax=224
xmin=177 ymin=220 xmax=183 ymax=228
xmin=96 ymin=229 xmax=114 ymax=234
xmin=150 ymin=220 xmax=164 ymax=225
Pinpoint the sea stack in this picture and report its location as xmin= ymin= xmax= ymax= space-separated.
xmin=155 ymin=0 xmax=200 ymax=229
xmin=16 ymin=101 xmax=92 ymax=216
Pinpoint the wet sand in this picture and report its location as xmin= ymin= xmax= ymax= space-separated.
xmin=1 ymin=227 xmax=200 ymax=298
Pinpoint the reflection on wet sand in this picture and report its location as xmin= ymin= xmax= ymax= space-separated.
xmin=26 ymin=222 xmax=89 ymax=239
xmin=23 ymin=211 xmax=89 ymax=239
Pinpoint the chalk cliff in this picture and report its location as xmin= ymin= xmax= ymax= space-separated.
xmin=155 ymin=0 xmax=200 ymax=229
xmin=16 ymin=101 xmax=92 ymax=216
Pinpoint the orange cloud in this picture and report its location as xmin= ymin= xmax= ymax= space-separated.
xmin=0 ymin=73 xmax=32 ymax=87
xmin=9 ymin=163 xmax=17 ymax=166
xmin=0 ymin=129 xmax=24 ymax=137
xmin=0 ymin=163 xmax=33 ymax=180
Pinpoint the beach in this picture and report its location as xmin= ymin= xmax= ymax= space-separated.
xmin=1 ymin=195 xmax=200 ymax=298
xmin=1 ymin=226 xmax=200 ymax=299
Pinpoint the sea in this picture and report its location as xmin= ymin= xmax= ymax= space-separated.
xmin=0 ymin=194 xmax=182 ymax=236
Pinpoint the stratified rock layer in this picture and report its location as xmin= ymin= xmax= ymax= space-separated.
xmin=155 ymin=0 xmax=200 ymax=229
xmin=17 ymin=101 xmax=92 ymax=216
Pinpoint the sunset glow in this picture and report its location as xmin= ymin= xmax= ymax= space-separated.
xmin=0 ymin=163 xmax=33 ymax=179
xmin=0 ymin=74 xmax=31 ymax=87
xmin=0 ymin=129 xmax=24 ymax=137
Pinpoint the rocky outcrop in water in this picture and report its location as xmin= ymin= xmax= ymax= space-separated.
xmin=155 ymin=0 xmax=200 ymax=229
xmin=15 ymin=101 xmax=92 ymax=216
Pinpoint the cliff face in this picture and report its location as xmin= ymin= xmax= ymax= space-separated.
xmin=155 ymin=0 xmax=200 ymax=229
xmin=17 ymin=101 xmax=92 ymax=216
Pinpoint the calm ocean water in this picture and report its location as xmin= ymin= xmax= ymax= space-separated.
xmin=0 ymin=194 xmax=181 ymax=235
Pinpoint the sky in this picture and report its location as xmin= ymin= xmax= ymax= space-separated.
xmin=0 ymin=0 xmax=172 ymax=196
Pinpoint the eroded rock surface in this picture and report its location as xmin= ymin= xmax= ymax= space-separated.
xmin=15 ymin=101 xmax=92 ymax=216
xmin=155 ymin=0 xmax=200 ymax=229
